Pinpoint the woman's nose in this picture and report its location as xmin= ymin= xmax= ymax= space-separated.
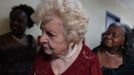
xmin=39 ymin=34 xmax=48 ymax=44
xmin=12 ymin=20 xmax=19 ymax=26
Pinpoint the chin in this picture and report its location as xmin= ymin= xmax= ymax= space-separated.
xmin=105 ymin=44 xmax=113 ymax=48
xmin=102 ymin=43 xmax=112 ymax=48
xmin=103 ymin=42 xmax=112 ymax=47
xmin=44 ymin=49 xmax=53 ymax=55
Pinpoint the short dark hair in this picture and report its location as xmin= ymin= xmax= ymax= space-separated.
xmin=10 ymin=4 xmax=34 ymax=28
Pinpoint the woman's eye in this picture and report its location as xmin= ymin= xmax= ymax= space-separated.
xmin=103 ymin=32 xmax=110 ymax=36
xmin=47 ymin=32 xmax=55 ymax=37
xmin=112 ymin=33 xmax=120 ymax=38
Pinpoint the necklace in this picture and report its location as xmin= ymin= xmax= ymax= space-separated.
xmin=11 ymin=35 xmax=27 ymax=45
xmin=60 ymin=44 xmax=78 ymax=59
xmin=105 ymin=51 xmax=119 ymax=57
xmin=51 ymin=43 xmax=81 ymax=75
xmin=52 ymin=44 xmax=78 ymax=75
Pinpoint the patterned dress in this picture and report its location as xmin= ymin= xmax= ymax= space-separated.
xmin=32 ymin=43 xmax=102 ymax=75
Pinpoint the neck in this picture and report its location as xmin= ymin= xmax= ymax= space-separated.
xmin=105 ymin=48 xmax=122 ymax=57
xmin=101 ymin=46 xmax=119 ymax=54
xmin=60 ymin=44 xmax=78 ymax=59
xmin=108 ymin=48 xmax=120 ymax=55
xmin=11 ymin=32 xmax=25 ymax=39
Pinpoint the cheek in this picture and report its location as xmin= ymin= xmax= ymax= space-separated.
xmin=49 ymin=38 xmax=68 ymax=55
xmin=114 ymin=39 xmax=124 ymax=46
xmin=102 ymin=38 xmax=113 ymax=46
xmin=49 ymin=39 xmax=68 ymax=49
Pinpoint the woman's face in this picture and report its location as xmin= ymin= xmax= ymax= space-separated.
xmin=102 ymin=26 xmax=125 ymax=48
xmin=10 ymin=9 xmax=28 ymax=35
xmin=39 ymin=16 xmax=69 ymax=57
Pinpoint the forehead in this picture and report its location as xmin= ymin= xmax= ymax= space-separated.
xmin=11 ymin=9 xmax=27 ymax=18
xmin=107 ymin=26 xmax=124 ymax=34
xmin=41 ymin=16 xmax=64 ymax=32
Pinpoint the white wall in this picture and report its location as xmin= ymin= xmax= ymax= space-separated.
xmin=81 ymin=0 xmax=134 ymax=49
xmin=0 ymin=0 xmax=134 ymax=49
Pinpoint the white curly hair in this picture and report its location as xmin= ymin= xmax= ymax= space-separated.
xmin=32 ymin=0 xmax=89 ymax=43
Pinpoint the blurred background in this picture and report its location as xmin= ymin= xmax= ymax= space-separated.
xmin=0 ymin=0 xmax=134 ymax=49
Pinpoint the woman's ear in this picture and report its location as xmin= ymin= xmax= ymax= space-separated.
xmin=68 ymin=42 xmax=75 ymax=49
xmin=37 ymin=35 xmax=42 ymax=45
xmin=101 ymin=32 xmax=105 ymax=40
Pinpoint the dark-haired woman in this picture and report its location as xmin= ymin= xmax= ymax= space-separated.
xmin=0 ymin=4 xmax=37 ymax=75
xmin=93 ymin=23 xmax=134 ymax=75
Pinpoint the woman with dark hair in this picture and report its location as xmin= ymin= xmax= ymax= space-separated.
xmin=93 ymin=22 xmax=134 ymax=75
xmin=0 ymin=4 xmax=37 ymax=75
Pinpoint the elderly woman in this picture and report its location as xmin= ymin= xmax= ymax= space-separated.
xmin=31 ymin=0 xmax=102 ymax=75
xmin=0 ymin=4 xmax=37 ymax=75
xmin=93 ymin=22 xmax=134 ymax=75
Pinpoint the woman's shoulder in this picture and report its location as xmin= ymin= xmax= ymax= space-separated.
xmin=0 ymin=32 xmax=12 ymax=47
xmin=81 ymin=43 xmax=98 ymax=60
xmin=0 ymin=32 xmax=11 ymax=39
xmin=117 ymin=55 xmax=134 ymax=75
xmin=92 ymin=45 xmax=101 ymax=54
xmin=112 ymin=54 xmax=134 ymax=75
xmin=123 ymin=54 xmax=134 ymax=65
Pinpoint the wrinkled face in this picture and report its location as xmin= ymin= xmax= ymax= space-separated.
xmin=102 ymin=26 xmax=125 ymax=48
xmin=10 ymin=9 xmax=28 ymax=35
xmin=39 ymin=16 xmax=69 ymax=57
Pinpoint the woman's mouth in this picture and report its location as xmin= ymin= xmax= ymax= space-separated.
xmin=42 ymin=47 xmax=53 ymax=55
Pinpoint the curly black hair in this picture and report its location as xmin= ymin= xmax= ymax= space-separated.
xmin=10 ymin=4 xmax=34 ymax=28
